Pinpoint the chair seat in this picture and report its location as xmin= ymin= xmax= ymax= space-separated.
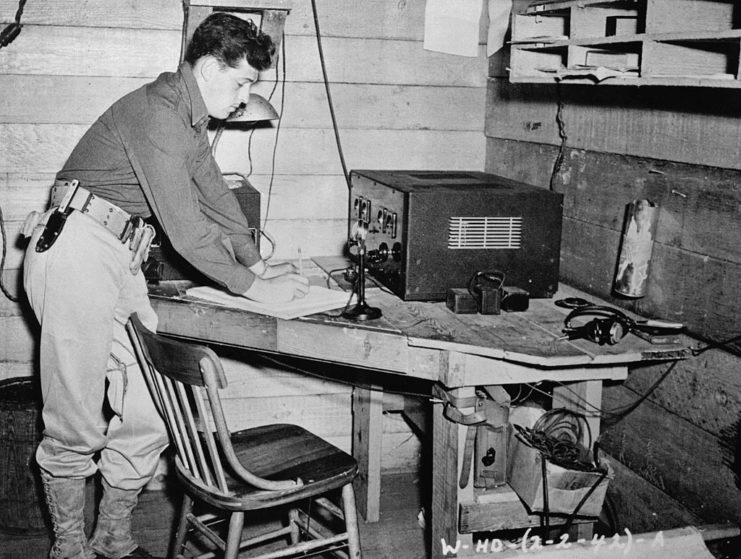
xmin=178 ymin=423 xmax=358 ymax=511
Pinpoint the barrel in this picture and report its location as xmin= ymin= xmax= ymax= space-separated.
xmin=0 ymin=377 xmax=46 ymax=533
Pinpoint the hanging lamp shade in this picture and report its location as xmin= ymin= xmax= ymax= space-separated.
xmin=227 ymin=93 xmax=279 ymax=122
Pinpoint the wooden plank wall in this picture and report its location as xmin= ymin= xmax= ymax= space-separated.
xmin=0 ymin=0 xmax=489 ymax=472
xmin=485 ymin=0 xmax=741 ymax=531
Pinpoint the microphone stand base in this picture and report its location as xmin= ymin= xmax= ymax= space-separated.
xmin=342 ymin=302 xmax=382 ymax=321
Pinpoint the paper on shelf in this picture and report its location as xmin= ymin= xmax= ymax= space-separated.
xmin=186 ymin=285 xmax=351 ymax=320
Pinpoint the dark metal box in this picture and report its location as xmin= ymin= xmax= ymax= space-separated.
xmin=349 ymin=170 xmax=563 ymax=301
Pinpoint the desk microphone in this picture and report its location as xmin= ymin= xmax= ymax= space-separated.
xmin=343 ymin=222 xmax=382 ymax=321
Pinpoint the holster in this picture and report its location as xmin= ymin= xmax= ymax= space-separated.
xmin=35 ymin=209 xmax=71 ymax=252
xmin=127 ymin=218 xmax=156 ymax=275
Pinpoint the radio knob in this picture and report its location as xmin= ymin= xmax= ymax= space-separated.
xmin=391 ymin=242 xmax=402 ymax=262
xmin=377 ymin=243 xmax=389 ymax=262
xmin=368 ymin=243 xmax=389 ymax=263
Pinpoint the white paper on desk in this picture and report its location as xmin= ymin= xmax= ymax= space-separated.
xmin=186 ymin=285 xmax=350 ymax=320
xmin=424 ymin=0 xmax=482 ymax=57
xmin=487 ymin=0 xmax=512 ymax=56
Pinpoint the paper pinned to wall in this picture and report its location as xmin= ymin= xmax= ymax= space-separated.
xmin=487 ymin=0 xmax=513 ymax=56
xmin=423 ymin=0 xmax=513 ymax=58
xmin=424 ymin=0 xmax=483 ymax=57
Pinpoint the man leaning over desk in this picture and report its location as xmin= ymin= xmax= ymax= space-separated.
xmin=22 ymin=13 xmax=309 ymax=559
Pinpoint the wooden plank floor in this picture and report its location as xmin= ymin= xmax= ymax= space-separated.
xmin=0 ymin=472 xmax=427 ymax=559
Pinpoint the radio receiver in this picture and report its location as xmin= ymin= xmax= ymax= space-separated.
xmin=349 ymin=170 xmax=563 ymax=301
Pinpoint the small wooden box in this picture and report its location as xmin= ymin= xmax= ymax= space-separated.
xmin=507 ymin=426 xmax=613 ymax=517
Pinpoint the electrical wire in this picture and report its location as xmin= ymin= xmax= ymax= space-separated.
xmin=691 ymin=333 xmax=741 ymax=359
xmin=514 ymin=409 xmax=596 ymax=472
xmin=514 ymin=360 xmax=679 ymax=430
xmin=309 ymin=0 xmax=352 ymax=191
xmin=600 ymin=360 xmax=679 ymax=428
xmin=262 ymin=35 xmax=286 ymax=231
xmin=0 ymin=204 xmax=20 ymax=302
xmin=548 ymin=82 xmax=567 ymax=192
xmin=0 ymin=0 xmax=26 ymax=49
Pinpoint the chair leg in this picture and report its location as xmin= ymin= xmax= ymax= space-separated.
xmin=341 ymin=483 xmax=362 ymax=559
xmin=171 ymin=493 xmax=193 ymax=559
xmin=224 ymin=511 xmax=245 ymax=559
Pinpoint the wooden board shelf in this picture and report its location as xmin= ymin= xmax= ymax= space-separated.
xmin=510 ymin=0 xmax=741 ymax=87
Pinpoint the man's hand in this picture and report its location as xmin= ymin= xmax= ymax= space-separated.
xmin=242 ymin=270 xmax=309 ymax=303
xmin=260 ymin=261 xmax=298 ymax=279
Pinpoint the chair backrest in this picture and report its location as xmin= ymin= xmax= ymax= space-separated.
xmin=126 ymin=313 xmax=300 ymax=494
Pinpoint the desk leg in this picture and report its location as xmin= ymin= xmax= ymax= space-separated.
xmin=552 ymin=379 xmax=603 ymax=441
xmin=352 ymin=385 xmax=383 ymax=522
xmin=431 ymin=388 xmax=474 ymax=559
xmin=552 ymin=378 xmax=607 ymax=541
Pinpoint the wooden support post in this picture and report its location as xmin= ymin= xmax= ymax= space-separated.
xmin=552 ymin=375 xmax=617 ymax=540
xmin=552 ymin=378 xmax=607 ymax=445
xmin=352 ymin=385 xmax=383 ymax=522
xmin=431 ymin=386 xmax=475 ymax=558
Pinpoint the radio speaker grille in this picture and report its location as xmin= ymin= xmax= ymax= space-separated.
xmin=448 ymin=216 xmax=522 ymax=249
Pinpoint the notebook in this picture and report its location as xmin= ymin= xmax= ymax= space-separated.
xmin=186 ymin=285 xmax=351 ymax=320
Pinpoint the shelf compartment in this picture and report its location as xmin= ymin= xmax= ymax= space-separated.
xmin=645 ymin=0 xmax=739 ymax=34
xmin=509 ymin=0 xmax=741 ymax=87
xmin=569 ymin=42 xmax=642 ymax=70
xmin=570 ymin=4 xmax=642 ymax=38
xmin=510 ymin=44 xmax=569 ymax=78
xmin=512 ymin=11 xmax=569 ymax=43
xmin=643 ymin=37 xmax=741 ymax=79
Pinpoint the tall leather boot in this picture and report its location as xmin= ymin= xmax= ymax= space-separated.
xmin=40 ymin=470 xmax=95 ymax=559
xmin=89 ymin=478 xmax=161 ymax=559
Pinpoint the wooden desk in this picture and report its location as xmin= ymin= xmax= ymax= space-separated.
xmin=148 ymin=275 xmax=689 ymax=558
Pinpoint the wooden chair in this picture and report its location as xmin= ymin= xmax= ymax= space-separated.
xmin=126 ymin=313 xmax=362 ymax=559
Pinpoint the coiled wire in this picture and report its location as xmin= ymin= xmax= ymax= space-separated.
xmin=514 ymin=408 xmax=598 ymax=472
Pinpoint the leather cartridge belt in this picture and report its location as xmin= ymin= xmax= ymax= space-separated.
xmin=51 ymin=180 xmax=138 ymax=243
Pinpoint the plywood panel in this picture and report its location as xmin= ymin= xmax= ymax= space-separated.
xmin=486 ymin=78 xmax=741 ymax=171
xmin=0 ymin=76 xmax=151 ymax=125
xmin=0 ymin=0 xmax=184 ymax=30
xmin=0 ymin=124 xmax=88 ymax=173
xmin=0 ymin=270 xmax=23 ymax=315
xmin=0 ymin=26 xmax=180 ymax=77
xmin=562 ymin=217 xmax=741 ymax=346
xmin=604 ymin=451 xmax=702 ymax=534
xmin=600 ymin=384 xmax=741 ymax=525
xmin=0 ymin=316 xmax=37 ymax=363
xmin=555 ymin=149 xmax=741 ymax=264
xmin=624 ymin=353 xmax=741 ymax=441
xmin=1 ymin=173 xmax=55 ymax=220
xmin=485 ymin=136 xmax=556 ymax=187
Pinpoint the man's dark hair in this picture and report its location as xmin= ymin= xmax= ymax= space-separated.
xmin=184 ymin=12 xmax=275 ymax=71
